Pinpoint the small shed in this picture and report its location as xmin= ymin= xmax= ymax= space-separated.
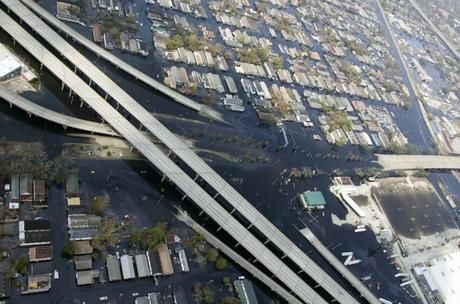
xmin=33 ymin=179 xmax=46 ymax=204
xmin=29 ymin=245 xmax=53 ymax=262
xmin=299 ymin=191 xmax=326 ymax=210
xmin=120 ymin=255 xmax=136 ymax=280
xmin=157 ymin=243 xmax=174 ymax=276
xmin=76 ymin=270 xmax=94 ymax=286
xmin=10 ymin=174 xmax=20 ymax=203
xmin=74 ymin=255 xmax=92 ymax=270
xmin=135 ymin=254 xmax=151 ymax=278
xmin=106 ymin=255 xmax=121 ymax=282
xmin=178 ymin=249 xmax=189 ymax=273
xmin=74 ymin=241 xmax=93 ymax=255
xmin=146 ymin=250 xmax=162 ymax=276
xmin=66 ymin=173 xmax=80 ymax=197
xmin=19 ymin=174 xmax=33 ymax=202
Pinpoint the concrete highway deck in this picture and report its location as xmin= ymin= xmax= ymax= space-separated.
xmin=0 ymin=84 xmax=118 ymax=136
xmin=19 ymin=0 xmax=223 ymax=122
xmin=376 ymin=154 xmax=460 ymax=171
xmin=2 ymin=2 xmax=361 ymax=303
xmin=298 ymin=227 xmax=380 ymax=304
xmin=177 ymin=210 xmax=304 ymax=304
xmin=0 ymin=9 xmax=328 ymax=304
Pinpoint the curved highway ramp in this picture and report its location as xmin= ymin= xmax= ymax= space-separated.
xmin=2 ymin=2 xmax=368 ymax=303
xmin=0 ymin=9 xmax=330 ymax=304
xmin=19 ymin=0 xmax=224 ymax=123
xmin=0 ymin=84 xmax=118 ymax=136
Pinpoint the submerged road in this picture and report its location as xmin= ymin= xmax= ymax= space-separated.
xmin=177 ymin=210 xmax=304 ymax=304
xmin=297 ymin=226 xmax=381 ymax=304
xmin=18 ymin=0 xmax=224 ymax=122
xmin=2 ymin=2 xmax=364 ymax=303
xmin=0 ymin=84 xmax=118 ymax=136
xmin=407 ymin=0 xmax=460 ymax=60
xmin=374 ymin=0 xmax=440 ymax=154
xmin=0 ymin=9 xmax=328 ymax=304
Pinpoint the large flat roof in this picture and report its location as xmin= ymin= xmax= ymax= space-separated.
xmin=424 ymin=251 xmax=460 ymax=304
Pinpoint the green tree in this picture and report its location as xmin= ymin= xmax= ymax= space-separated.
xmin=206 ymin=248 xmax=218 ymax=262
xmin=90 ymin=195 xmax=110 ymax=216
xmin=214 ymin=257 xmax=228 ymax=270
xmin=272 ymin=56 xmax=283 ymax=69
xmin=203 ymin=286 xmax=215 ymax=304
xmin=192 ymin=283 xmax=203 ymax=304
xmin=220 ymin=297 xmax=240 ymax=304
xmin=129 ymin=229 xmax=143 ymax=247
xmin=62 ymin=241 xmax=77 ymax=257
xmin=15 ymin=256 xmax=27 ymax=275
xmin=222 ymin=276 xmax=230 ymax=284
xmin=141 ymin=222 xmax=167 ymax=249
xmin=92 ymin=218 xmax=120 ymax=252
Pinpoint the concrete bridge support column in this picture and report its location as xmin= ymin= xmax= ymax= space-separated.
xmin=80 ymin=100 xmax=84 ymax=108
xmin=198 ymin=210 xmax=204 ymax=216
xmin=129 ymin=145 xmax=134 ymax=152
xmin=217 ymin=226 xmax=222 ymax=232
xmin=61 ymin=82 xmax=65 ymax=91
xmin=213 ymin=193 xmax=219 ymax=199
xmin=181 ymin=194 xmax=187 ymax=201
xmin=161 ymin=175 xmax=166 ymax=182
xmin=88 ymin=79 xmax=92 ymax=86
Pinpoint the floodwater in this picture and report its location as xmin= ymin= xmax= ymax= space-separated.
xmin=0 ymin=0 xmax=457 ymax=302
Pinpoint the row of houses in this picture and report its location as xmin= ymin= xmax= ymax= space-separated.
xmin=97 ymin=0 xmax=134 ymax=16
xmin=6 ymin=174 xmax=46 ymax=208
xmin=166 ymin=48 xmax=228 ymax=71
xmin=17 ymin=219 xmax=53 ymax=294
xmin=104 ymin=242 xmax=186 ymax=283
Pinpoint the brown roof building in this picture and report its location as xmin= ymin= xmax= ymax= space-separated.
xmin=92 ymin=24 xmax=102 ymax=44
xmin=33 ymin=179 xmax=46 ymax=206
xmin=74 ymin=241 xmax=93 ymax=255
xmin=29 ymin=245 xmax=53 ymax=262
xmin=157 ymin=243 xmax=174 ymax=276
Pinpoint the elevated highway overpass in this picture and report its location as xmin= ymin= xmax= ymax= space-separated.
xmin=0 ymin=84 xmax=118 ymax=136
xmin=1 ymin=2 xmax=370 ymax=303
xmin=18 ymin=0 xmax=223 ymax=122
xmin=376 ymin=154 xmax=460 ymax=171
xmin=0 ymin=8 xmax=332 ymax=304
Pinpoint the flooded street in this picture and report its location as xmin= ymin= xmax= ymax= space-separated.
xmin=0 ymin=0 xmax=458 ymax=303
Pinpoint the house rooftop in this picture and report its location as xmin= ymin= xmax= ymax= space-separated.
xmin=299 ymin=191 xmax=326 ymax=209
